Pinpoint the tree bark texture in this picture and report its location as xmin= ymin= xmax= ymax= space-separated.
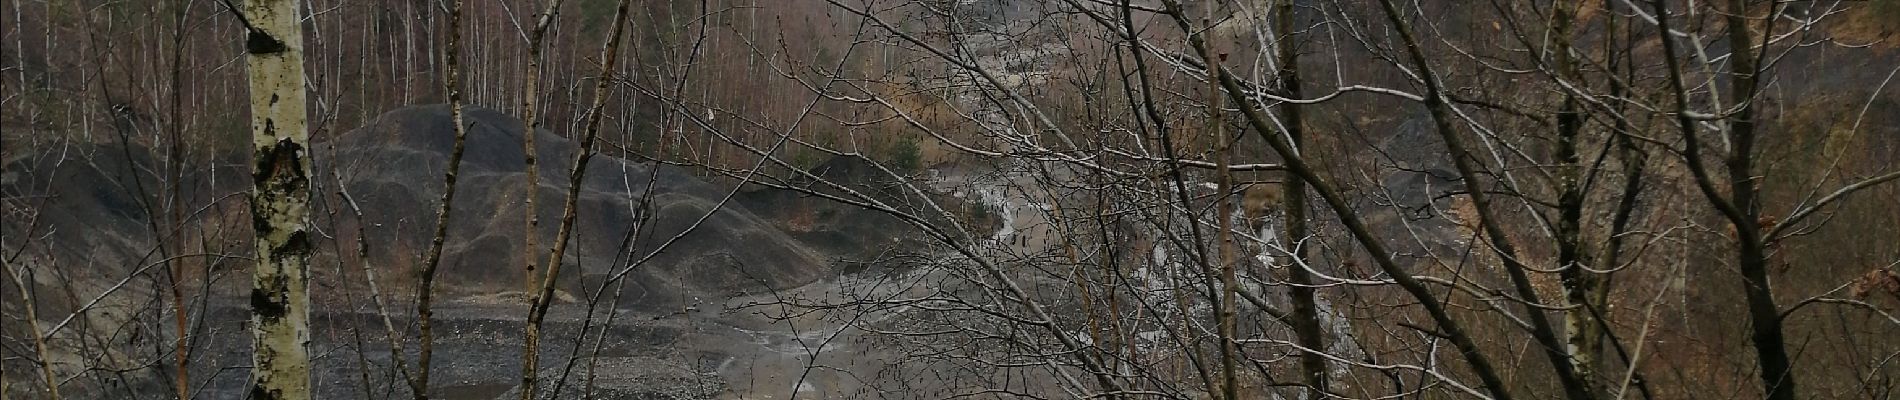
xmin=241 ymin=0 xmax=314 ymax=398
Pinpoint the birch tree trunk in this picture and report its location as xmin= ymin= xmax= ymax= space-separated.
xmin=519 ymin=0 xmax=563 ymax=294
xmin=416 ymin=1 xmax=471 ymax=398
xmin=1551 ymin=2 xmax=1605 ymax=395
xmin=240 ymin=0 xmax=314 ymax=398
xmin=520 ymin=1 xmax=632 ymax=397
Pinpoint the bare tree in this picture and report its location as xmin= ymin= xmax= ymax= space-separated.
xmin=519 ymin=0 xmax=633 ymax=397
xmin=4 ymin=1 xmax=1896 ymax=399
xmin=411 ymin=0 xmax=471 ymax=398
xmin=234 ymin=0 xmax=314 ymax=398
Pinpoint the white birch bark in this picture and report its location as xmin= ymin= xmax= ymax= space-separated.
xmin=240 ymin=0 xmax=313 ymax=398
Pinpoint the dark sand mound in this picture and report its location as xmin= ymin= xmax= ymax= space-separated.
xmin=324 ymin=104 xmax=828 ymax=308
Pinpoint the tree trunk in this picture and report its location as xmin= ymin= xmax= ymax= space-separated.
xmin=1551 ymin=2 xmax=1605 ymax=396
xmin=1274 ymin=0 xmax=1329 ymax=395
xmin=1721 ymin=2 xmax=1795 ymax=398
xmin=1157 ymin=2 xmax=1515 ymax=397
xmin=519 ymin=0 xmax=563 ymax=294
xmin=521 ymin=1 xmax=633 ymax=397
xmin=415 ymin=1 xmax=471 ymax=398
xmin=1651 ymin=1 xmax=1793 ymax=397
xmin=241 ymin=0 xmax=314 ymax=398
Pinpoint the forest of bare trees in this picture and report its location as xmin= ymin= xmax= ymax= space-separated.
xmin=3 ymin=0 xmax=1898 ymax=399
